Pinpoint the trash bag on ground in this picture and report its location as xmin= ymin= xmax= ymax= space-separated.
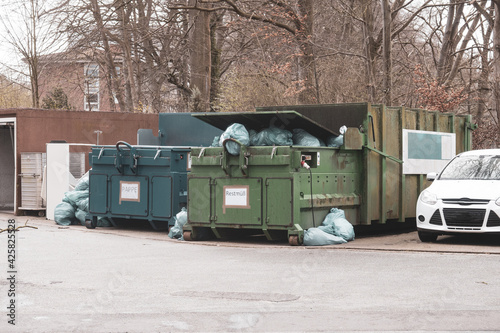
xmin=74 ymin=171 xmax=90 ymax=191
xmin=97 ymin=217 xmax=113 ymax=227
xmin=168 ymin=207 xmax=188 ymax=239
xmin=303 ymin=228 xmax=347 ymax=246
xmin=77 ymin=198 xmax=89 ymax=212
xmin=54 ymin=202 xmax=76 ymax=226
xmin=63 ymin=190 xmax=89 ymax=208
xmin=250 ymin=127 xmax=293 ymax=146
xmin=54 ymin=172 xmax=113 ymax=228
xmin=293 ymin=129 xmax=325 ymax=147
xmin=75 ymin=209 xmax=87 ymax=225
xmin=321 ymin=207 xmax=355 ymax=241
xmin=219 ymin=123 xmax=250 ymax=155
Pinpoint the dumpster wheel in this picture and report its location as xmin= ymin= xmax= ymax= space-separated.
xmin=84 ymin=219 xmax=97 ymax=229
xmin=183 ymin=231 xmax=192 ymax=241
xmin=288 ymin=235 xmax=300 ymax=246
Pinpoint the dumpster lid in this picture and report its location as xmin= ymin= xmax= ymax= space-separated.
xmin=192 ymin=111 xmax=339 ymax=138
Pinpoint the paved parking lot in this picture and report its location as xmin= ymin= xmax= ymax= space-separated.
xmin=1 ymin=212 xmax=500 ymax=332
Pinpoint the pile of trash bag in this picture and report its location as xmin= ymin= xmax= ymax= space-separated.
xmin=303 ymin=208 xmax=355 ymax=246
xmin=326 ymin=126 xmax=347 ymax=148
xmin=53 ymin=171 xmax=112 ymax=227
xmin=218 ymin=123 xmax=250 ymax=155
xmin=292 ymin=129 xmax=326 ymax=147
xmin=210 ymin=123 xmax=347 ymax=150
xmin=168 ymin=207 xmax=188 ymax=239
xmin=249 ymin=127 xmax=293 ymax=146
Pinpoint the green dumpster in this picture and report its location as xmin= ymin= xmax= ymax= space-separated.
xmin=185 ymin=103 xmax=474 ymax=245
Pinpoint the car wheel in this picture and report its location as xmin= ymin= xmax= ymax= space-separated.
xmin=418 ymin=231 xmax=438 ymax=242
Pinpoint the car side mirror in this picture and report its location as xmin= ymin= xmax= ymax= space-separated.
xmin=426 ymin=172 xmax=438 ymax=181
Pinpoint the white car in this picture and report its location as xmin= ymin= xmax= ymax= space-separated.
xmin=416 ymin=149 xmax=500 ymax=242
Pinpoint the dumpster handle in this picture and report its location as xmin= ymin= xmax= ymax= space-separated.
xmin=116 ymin=141 xmax=133 ymax=152
xmin=98 ymin=147 xmax=104 ymax=159
xmin=271 ymin=146 xmax=277 ymax=159
xmin=154 ymin=148 xmax=161 ymax=160
xmin=369 ymin=115 xmax=376 ymax=149
xmin=221 ymin=138 xmax=248 ymax=176
xmin=198 ymin=147 xmax=206 ymax=159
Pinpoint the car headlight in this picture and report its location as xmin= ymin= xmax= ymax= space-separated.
xmin=496 ymin=197 xmax=500 ymax=206
xmin=420 ymin=190 xmax=438 ymax=205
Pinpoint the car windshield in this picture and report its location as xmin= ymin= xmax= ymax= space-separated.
xmin=439 ymin=155 xmax=500 ymax=180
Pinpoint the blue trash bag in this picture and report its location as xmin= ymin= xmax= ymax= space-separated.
xmin=219 ymin=123 xmax=250 ymax=155
xmin=168 ymin=208 xmax=188 ymax=239
xmin=74 ymin=171 xmax=90 ymax=191
xmin=75 ymin=208 xmax=87 ymax=225
xmin=77 ymin=197 xmax=89 ymax=212
xmin=303 ymin=228 xmax=347 ymax=246
xmin=210 ymin=135 xmax=221 ymax=147
xmin=293 ymin=129 xmax=324 ymax=147
xmin=321 ymin=208 xmax=355 ymax=241
xmin=54 ymin=202 xmax=76 ymax=226
xmin=327 ymin=135 xmax=343 ymax=147
xmin=322 ymin=208 xmax=346 ymax=223
xmin=250 ymin=127 xmax=293 ymax=146
xmin=327 ymin=126 xmax=347 ymax=148
xmin=97 ymin=217 xmax=113 ymax=227
xmin=63 ymin=190 xmax=89 ymax=208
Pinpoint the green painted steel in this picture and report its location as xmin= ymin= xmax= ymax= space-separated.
xmin=186 ymin=103 xmax=474 ymax=244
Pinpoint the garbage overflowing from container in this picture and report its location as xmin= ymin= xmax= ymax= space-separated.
xmin=210 ymin=123 xmax=343 ymax=152
xmin=183 ymin=104 xmax=474 ymax=245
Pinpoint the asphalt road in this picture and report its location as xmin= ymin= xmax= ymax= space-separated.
xmin=1 ymin=212 xmax=500 ymax=332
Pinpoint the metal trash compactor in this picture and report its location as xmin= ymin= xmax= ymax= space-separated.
xmin=184 ymin=103 xmax=474 ymax=245
xmin=85 ymin=113 xmax=221 ymax=230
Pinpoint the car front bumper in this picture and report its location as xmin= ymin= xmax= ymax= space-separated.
xmin=416 ymin=200 xmax=500 ymax=234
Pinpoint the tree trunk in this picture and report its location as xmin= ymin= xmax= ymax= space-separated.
xmin=476 ymin=5 xmax=494 ymax=128
xmin=116 ymin=0 xmax=137 ymax=112
xmin=381 ymin=0 xmax=392 ymax=106
xmin=90 ymin=0 xmax=127 ymax=112
xmin=493 ymin=0 xmax=500 ymax=145
xmin=189 ymin=0 xmax=211 ymax=112
xmin=297 ymin=0 xmax=317 ymax=104
xmin=436 ymin=0 xmax=464 ymax=84
xmin=361 ymin=0 xmax=377 ymax=102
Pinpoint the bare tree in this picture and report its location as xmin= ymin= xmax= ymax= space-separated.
xmin=171 ymin=0 xmax=318 ymax=104
xmin=0 ymin=0 xmax=65 ymax=108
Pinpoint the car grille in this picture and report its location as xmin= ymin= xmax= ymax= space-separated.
xmin=442 ymin=198 xmax=490 ymax=205
xmin=487 ymin=211 xmax=500 ymax=227
xmin=429 ymin=210 xmax=442 ymax=225
xmin=443 ymin=208 xmax=485 ymax=228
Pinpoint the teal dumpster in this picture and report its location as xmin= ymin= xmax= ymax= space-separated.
xmin=85 ymin=113 xmax=221 ymax=230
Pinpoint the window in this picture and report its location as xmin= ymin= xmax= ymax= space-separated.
xmin=84 ymin=64 xmax=100 ymax=111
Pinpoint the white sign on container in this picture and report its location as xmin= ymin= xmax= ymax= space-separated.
xmin=223 ymin=185 xmax=250 ymax=213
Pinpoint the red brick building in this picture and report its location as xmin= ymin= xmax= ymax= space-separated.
xmin=38 ymin=50 xmax=121 ymax=112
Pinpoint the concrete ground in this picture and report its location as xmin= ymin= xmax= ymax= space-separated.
xmin=1 ymin=212 xmax=499 ymax=332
